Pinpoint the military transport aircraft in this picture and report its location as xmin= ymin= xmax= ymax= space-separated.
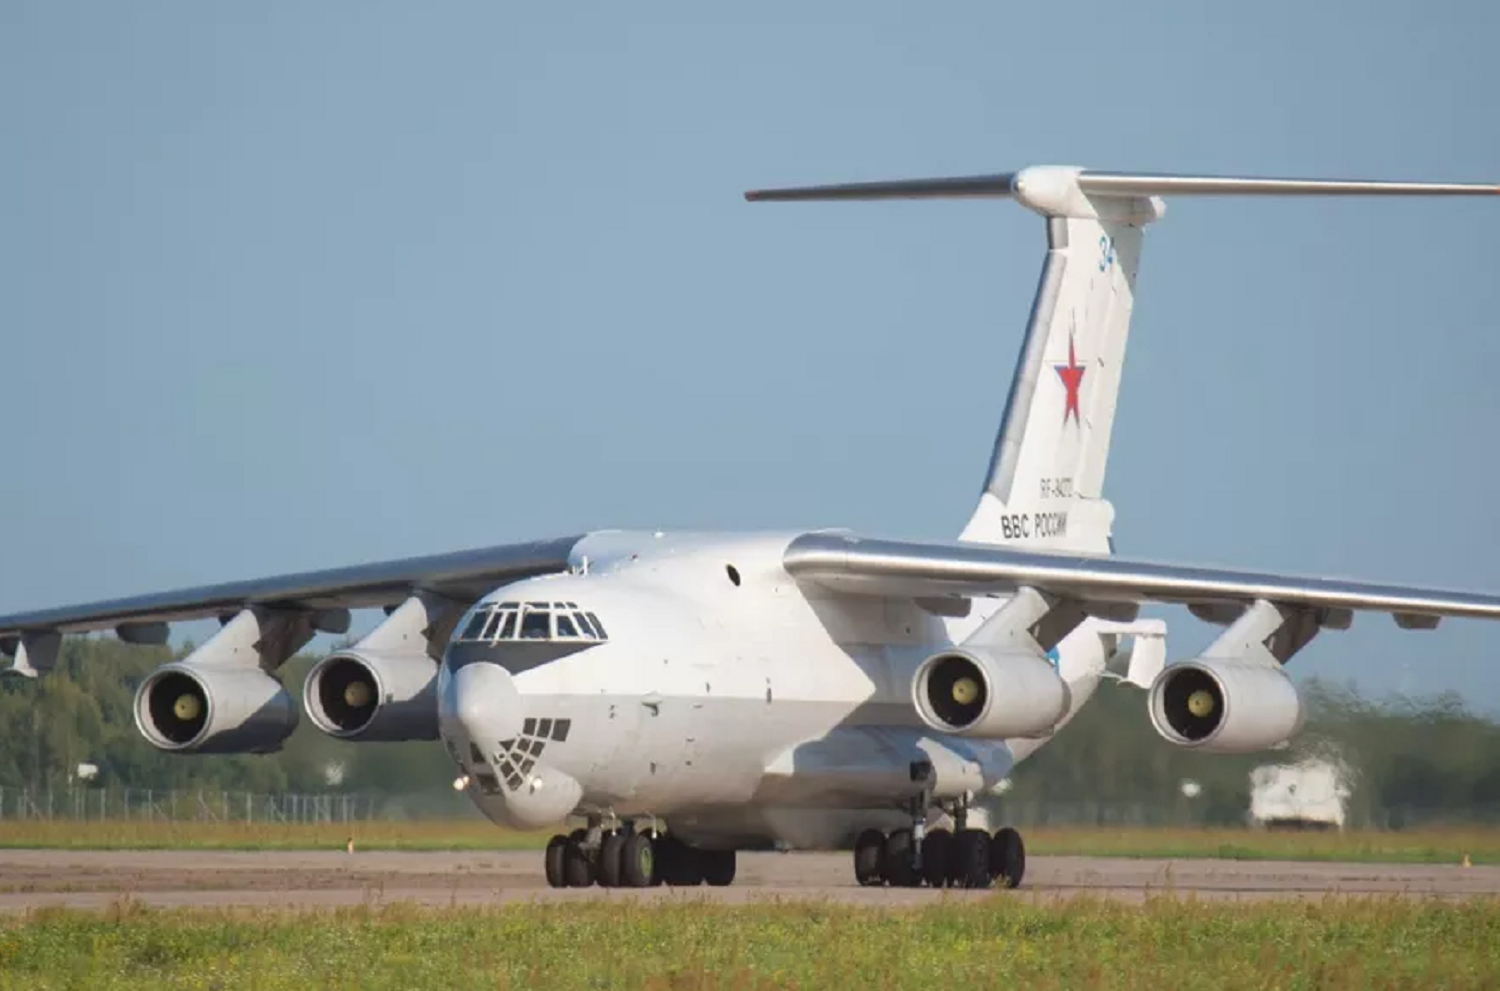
xmin=3 ymin=166 xmax=1499 ymax=891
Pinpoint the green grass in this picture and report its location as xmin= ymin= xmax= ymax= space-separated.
xmin=2 ymin=820 xmax=1498 ymax=865
xmin=0 ymin=898 xmax=1495 ymax=990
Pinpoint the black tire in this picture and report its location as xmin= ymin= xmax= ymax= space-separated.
xmin=991 ymin=827 xmax=1025 ymax=889
xmin=953 ymin=828 xmax=992 ymax=889
xmin=622 ymin=832 xmax=656 ymax=888
xmin=920 ymin=828 xmax=953 ymax=889
xmin=646 ymin=830 xmax=665 ymax=886
xmin=853 ymin=828 xmax=885 ymax=887
xmin=659 ymin=836 xmax=705 ymax=886
xmin=882 ymin=828 xmax=920 ymax=888
xmin=598 ymin=831 xmax=626 ymax=888
xmin=544 ymin=834 xmax=567 ymax=889
xmin=564 ymin=833 xmax=595 ymax=888
xmin=702 ymin=849 xmax=737 ymax=887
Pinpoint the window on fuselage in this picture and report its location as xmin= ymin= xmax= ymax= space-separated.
xmin=494 ymin=611 xmax=517 ymax=640
xmin=556 ymin=614 xmax=580 ymax=638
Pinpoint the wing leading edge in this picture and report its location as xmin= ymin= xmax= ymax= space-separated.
xmin=0 ymin=535 xmax=586 ymax=639
xmin=783 ymin=532 xmax=1500 ymax=626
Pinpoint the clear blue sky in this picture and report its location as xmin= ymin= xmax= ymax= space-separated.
xmin=4 ymin=2 xmax=1499 ymax=704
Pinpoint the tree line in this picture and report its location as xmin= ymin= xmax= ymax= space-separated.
xmin=2 ymin=637 xmax=1498 ymax=826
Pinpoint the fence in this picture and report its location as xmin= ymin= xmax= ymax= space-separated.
xmin=2 ymin=785 xmax=1493 ymax=831
xmin=0 ymin=786 xmax=470 ymax=823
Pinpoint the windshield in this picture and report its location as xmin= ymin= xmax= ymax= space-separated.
xmin=451 ymin=600 xmax=609 ymax=645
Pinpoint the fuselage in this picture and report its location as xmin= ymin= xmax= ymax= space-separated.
xmin=435 ymin=530 xmax=1107 ymax=849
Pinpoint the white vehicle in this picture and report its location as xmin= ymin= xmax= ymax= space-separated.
xmin=1249 ymin=758 xmax=1352 ymax=830
xmin=3 ymin=167 xmax=1498 ymax=890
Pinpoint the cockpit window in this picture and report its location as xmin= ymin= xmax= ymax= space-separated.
xmin=480 ymin=610 xmax=504 ymax=640
xmin=460 ymin=607 xmax=492 ymax=641
xmin=520 ymin=608 xmax=551 ymax=640
xmin=453 ymin=600 xmax=609 ymax=643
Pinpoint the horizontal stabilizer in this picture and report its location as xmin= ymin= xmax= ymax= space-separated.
xmin=746 ymin=167 xmax=1499 ymax=205
xmin=746 ymin=173 xmax=1017 ymax=202
xmin=1076 ymin=172 xmax=1500 ymax=197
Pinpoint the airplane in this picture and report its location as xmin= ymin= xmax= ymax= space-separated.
xmin=3 ymin=166 xmax=1499 ymax=891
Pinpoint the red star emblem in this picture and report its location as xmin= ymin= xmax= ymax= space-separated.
xmin=1055 ymin=335 xmax=1086 ymax=424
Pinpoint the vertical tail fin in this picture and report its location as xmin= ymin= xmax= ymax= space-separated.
xmin=747 ymin=167 xmax=1499 ymax=555
xmin=961 ymin=176 xmax=1161 ymax=555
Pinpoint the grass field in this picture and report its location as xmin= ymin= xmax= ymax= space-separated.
xmin=0 ymin=819 xmax=1496 ymax=864
xmin=0 ymin=898 xmax=1496 ymax=990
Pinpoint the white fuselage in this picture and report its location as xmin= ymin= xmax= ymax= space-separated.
xmin=436 ymin=530 xmax=1106 ymax=849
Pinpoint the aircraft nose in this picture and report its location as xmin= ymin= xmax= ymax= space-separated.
xmin=441 ymin=661 xmax=525 ymax=747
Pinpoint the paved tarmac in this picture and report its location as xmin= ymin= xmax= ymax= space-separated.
xmin=0 ymin=850 xmax=1494 ymax=911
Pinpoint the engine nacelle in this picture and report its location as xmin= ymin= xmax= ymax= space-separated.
xmin=912 ymin=646 xmax=1070 ymax=739
xmin=303 ymin=648 xmax=439 ymax=742
xmin=1148 ymin=657 xmax=1305 ymax=753
xmin=133 ymin=663 xmax=297 ymax=754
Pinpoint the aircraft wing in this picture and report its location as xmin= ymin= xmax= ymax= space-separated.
xmin=0 ymin=535 xmax=584 ymax=639
xmin=783 ymin=532 xmax=1500 ymax=627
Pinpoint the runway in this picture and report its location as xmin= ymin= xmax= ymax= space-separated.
xmin=0 ymin=850 xmax=1496 ymax=910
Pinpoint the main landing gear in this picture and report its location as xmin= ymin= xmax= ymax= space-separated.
xmin=854 ymin=795 xmax=1026 ymax=889
xmin=544 ymin=822 xmax=737 ymax=889
xmin=853 ymin=825 xmax=1024 ymax=889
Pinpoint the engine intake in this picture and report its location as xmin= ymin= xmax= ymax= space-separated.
xmin=134 ymin=663 xmax=297 ymax=754
xmin=303 ymin=648 xmax=439 ymax=742
xmin=1148 ymin=657 xmax=1304 ymax=753
xmin=912 ymin=647 xmax=1069 ymax=739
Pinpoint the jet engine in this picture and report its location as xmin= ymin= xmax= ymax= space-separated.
xmin=303 ymin=648 xmax=439 ymax=742
xmin=911 ymin=646 xmax=1070 ymax=739
xmin=134 ymin=663 xmax=298 ymax=754
xmin=1148 ymin=657 xmax=1304 ymax=753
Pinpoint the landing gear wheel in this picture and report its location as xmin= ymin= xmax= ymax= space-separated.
xmin=564 ymin=830 xmax=595 ymax=888
xmin=953 ymin=828 xmax=992 ymax=889
xmin=598 ymin=830 xmax=626 ymax=888
xmin=921 ymin=828 xmax=953 ymax=889
xmin=882 ymin=828 xmax=920 ymax=888
xmin=659 ymin=835 xmax=705 ymax=886
xmin=853 ymin=828 xmax=885 ymax=887
xmin=622 ymin=832 xmax=656 ymax=888
xmin=702 ymin=849 xmax=737 ymax=887
xmin=991 ymin=827 xmax=1025 ymax=889
xmin=544 ymin=834 xmax=567 ymax=889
